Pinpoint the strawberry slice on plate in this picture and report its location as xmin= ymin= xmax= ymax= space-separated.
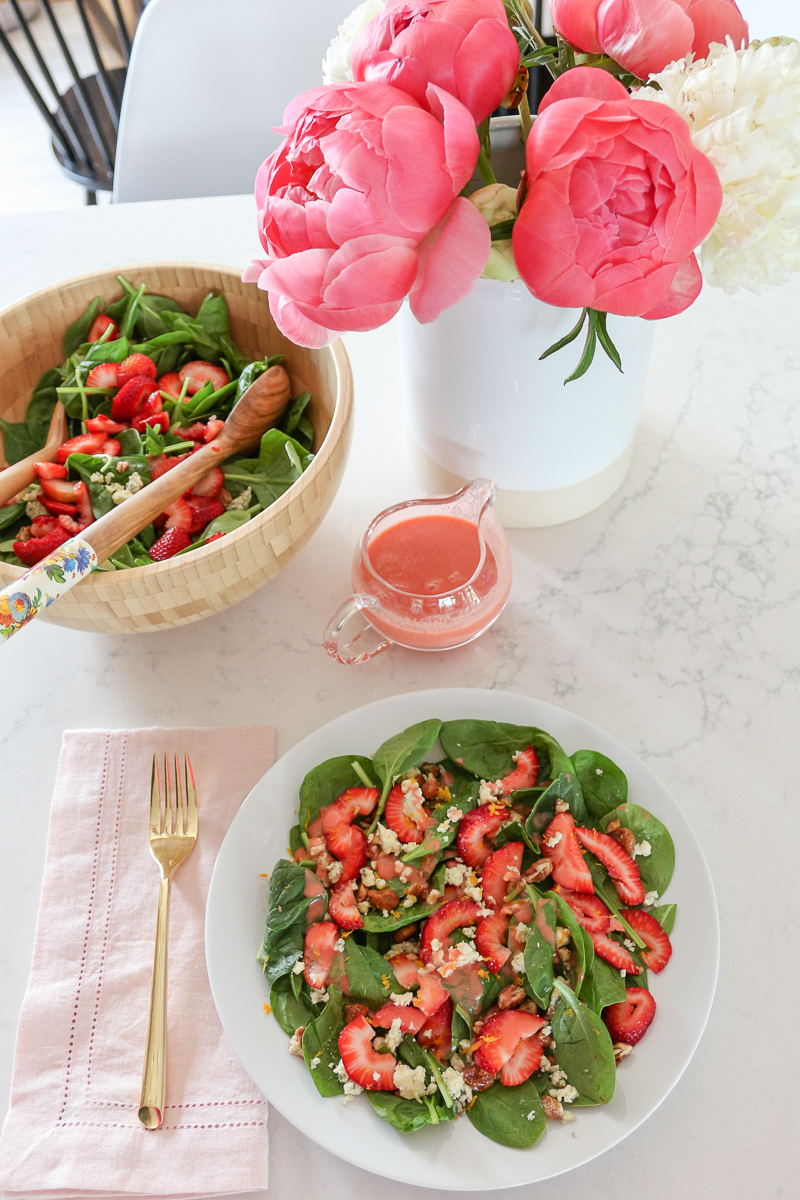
xmin=321 ymin=787 xmax=379 ymax=835
xmin=575 ymin=825 xmax=645 ymax=905
xmin=179 ymin=360 xmax=230 ymax=394
xmin=85 ymin=362 xmax=120 ymax=390
xmin=338 ymin=1014 xmax=396 ymax=1089
xmin=500 ymin=746 xmax=539 ymax=793
xmin=589 ymin=931 xmax=638 ymax=973
xmin=118 ymin=353 xmax=157 ymax=388
xmin=481 ymin=842 xmax=524 ymax=909
xmin=457 ymin=801 xmax=508 ymax=867
xmin=557 ymin=888 xmax=613 ymax=933
xmin=499 ymin=1032 xmax=545 ymax=1086
xmin=331 ymin=825 xmax=368 ymax=883
xmin=384 ymin=783 xmax=432 ymax=845
xmin=420 ymin=899 xmax=482 ymax=964
xmin=40 ymin=477 xmax=77 ymax=505
xmin=328 ymin=880 xmax=363 ymax=930
xmin=416 ymin=996 xmax=453 ymax=1060
xmin=303 ymin=920 xmax=340 ymax=990
xmin=474 ymin=1011 xmax=546 ymax=1076
xmin=622 ymin=907 xmax=672 ymax=973
xmin=162 ymin=497 xmax=192 ymax=532
xmin=603 ymin=986 xmax=656 ymax=1045
xmin=414 ymin=970 xmax=449 ymax=1017
xmin=541 ymin=812 xmax=593 ymax=893
xmin=475 ymin=911 xmax=511 ymax=974
xmin=371 ymin=1004 xmax=427 ymax=1035
xmin=389 ymin=953 xmax=423 ymax=990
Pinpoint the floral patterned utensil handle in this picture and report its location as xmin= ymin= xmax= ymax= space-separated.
xmin=0 ymin=537 xmax=97 ymax=641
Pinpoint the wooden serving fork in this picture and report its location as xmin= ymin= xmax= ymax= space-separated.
xmin=139 ymin=753 xmax=199 ymax=1130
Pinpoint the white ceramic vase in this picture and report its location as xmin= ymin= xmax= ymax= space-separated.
xmin=399 ymin=278 xmax=656 ymax=528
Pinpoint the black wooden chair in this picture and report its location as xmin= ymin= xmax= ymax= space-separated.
xmin=0 ymin=0 xmax=143 ymax=203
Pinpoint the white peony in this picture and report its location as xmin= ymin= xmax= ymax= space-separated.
xmin=468 ymin=183 xmax=520 ymax=281
xmin=322 ymin=0 xmax=386 ymax=84
xmin=635 ymin=39 xmax=800 ymax=294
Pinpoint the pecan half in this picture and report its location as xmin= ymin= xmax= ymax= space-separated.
xmin=462 ymin=1064 xmax=496 ymax=1092
xmin=497 ymin=984 xmax=527 ymax=1010
xmin=613 ymin=1043 xmax=633 ymax=1064
xmin=368 ymin=887 xmax=399 ymax=910
xmin=610 ymin=826 xmax=636 ymax=856
xmin=524 ymin=858 xmax=553 ymax=884
xmin=542 ymin=1095 xmax=564 ymax=1121
xmin=345 ymin=1003 xmax=370 ymax=1023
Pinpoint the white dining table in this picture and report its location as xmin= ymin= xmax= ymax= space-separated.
xmin=0 ymin=193 xmax=797 ymax=1199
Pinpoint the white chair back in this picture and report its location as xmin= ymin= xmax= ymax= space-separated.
xmin=113 ymin=0 xmax=349 ymax=202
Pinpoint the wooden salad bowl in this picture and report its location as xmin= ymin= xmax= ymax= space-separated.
xmin=0 ymin=263 xmax=354 ymax=634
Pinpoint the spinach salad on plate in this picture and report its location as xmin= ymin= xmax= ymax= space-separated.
xmin=259 ymin=718 xmax=676 ymax=1149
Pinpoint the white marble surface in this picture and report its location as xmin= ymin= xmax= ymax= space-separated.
xmin=1 ymin=194 xmax=798 ymax=1198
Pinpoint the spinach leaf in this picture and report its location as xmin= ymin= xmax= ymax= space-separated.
xmin=523 ymin=894 xmax=557 ymax=1007
xmin=492 ymin=821 xmax=537 ymax=854
xmin=63 ymin=296 xmax=103 ymax=356
xmin=341 ymin=939 xmax=399 ymax=1007
xmin=298 ymin=755 xmax=376 ymax=833
xmin=106 ymin=535 xmax=154 ymax=570
xmin=650 ymin=902 xmax=677 ymax=936
xmin=550 ymin=891 xmax=589 ymax=993
xmin=223 ymin=429 xmax=314 ymax=509
xmin=269 ymin=972 xmax=315 ymax=1037
xmin=195 ymin=291 xmax=231 ymax=341
xmin=467 ymin=1079 xmax=546 ymax=1148
xmin=0 ymin=419 xmax=37 ymax=464
xmin=279 ymin=390 xmax=314 ymax=450
xmin=400 ymin=760 xmax=479 ymax=861
xmin=160 ymin=310 xmax=223 ymax=361
xmin=367 ymin=1089 xmax=453 ymax=1132
xmin=600 ymin=803 xmax=675 ymax=897
xmin=551 ymin=978 xmax=616 ymax=1106
xmin=26 ymin=368 xmax=62 ymax=445
xmin=136 ymin=294 xmax=184 ymax=340
xmin=580 ymin=952 xmax=627 ymax=1016
xmin=117 ymin=427 xmax=144 ymax=456
xmin=258 ymin=859 xmax=318 ymax=984
xmin=67 ymin=453 xmax=151 ymax=519
xmin=361 ymin=901 xmax=440 ymax=934
xmin=371 ymin=719 xmax=443 ymax=819
xmin=81 ymin=336 xmax=131 ymax=365
xmin=302 ymin=986 xmax=346 ymax=1097
xmin=439 ymin=720 xmax=533 ymax=779
xmin=524 ymin=771 xmax=587 ymax=836
xmin=234 ymin=354 xmax=283 ymax=402
xmin=0 ymin=503 xmax=25 ymax=533
xmin=530 ymin=729 xmax=574 ymax=783
xmin=572 ymin=750 xmax=628 ymax=821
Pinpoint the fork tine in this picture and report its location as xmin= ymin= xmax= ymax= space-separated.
xmin=174 ymin=752 xmax=185 ymax=835
xmin=185 ymin=754 xmax=198 ymax=837
xmin=164 ymin=753 xmax=174 ymax=834
xmin=150 ymin=755 xmax=162 ymax=835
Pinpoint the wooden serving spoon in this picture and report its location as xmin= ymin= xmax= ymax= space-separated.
xmin=0 ymin=366 xmax=292 ymax=641
xmin=0 ymin=401 xmax=68 ymax=507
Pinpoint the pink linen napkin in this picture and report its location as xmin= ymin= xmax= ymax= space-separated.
xmin=0 ymin=726 xmax=275 ymax=1199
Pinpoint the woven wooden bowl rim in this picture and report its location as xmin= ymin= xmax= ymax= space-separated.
xmin=0 ymin=262 xmax=352 ymax=598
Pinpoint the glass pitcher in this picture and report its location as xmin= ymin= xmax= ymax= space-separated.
xmin=323 ymin=479 xmax=512 ymax=665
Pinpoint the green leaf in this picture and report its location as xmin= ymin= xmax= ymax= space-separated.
xmin=0 ymin=419 xmax=37 ymax=465
xmin=591 ymin=309 xmax=624 ymax=374
xmin=223 ymin=429 xmax=314 ymax=510
xmin=341 ymin=939 xmax=398 ymax=1007
xmin=524 ymin=771 xmax=587 ymax=837
xmin=63 ymin=296 xmax=103 ymax=356
xmin=572 ymin=750 xmax=628 ymax=821
xmin=116 ymin=427 xmax=144 ymax=456
xmin=67 ymin=452 xmax=151 ymax=519
xmin=600 ymin=804 xmax=675 ymax=897
xmin=302 ymin=986 xmax=346 ymax=1097
xmin=399 ymin=759 xmax=479 ymax=861
xmin=269 ymin=972 xmax=315 ymax=1037
xmin=468 ymin=1079 xmax=546 ymax=1147
xmin=258 ymin=859 xmax=323 ymax=984
xmin=360 ymin=900 xmax=440 ymax=934
xmin=580 ymin=951 xmax=626 ymax=1016
xmin=26 ymin=368 xmax=63 ymax=445
xmin=136 ymin=294 xmax=184 ymax=340
xmin=279 ymin=391 xmax=312 ymax=438
xmin=550 ymin=891 xmax=590 ymax=994
xmin=551 ymin=978 xmax=616 ymax=1105
xmin=539 ymin=308 xmax=588 ymax=362
xmin=370 ymin=719 xmax=443 ymax=825
xmin=81 ymin=336 xmax=131 ymax=365
xmin=650 ymin=902 xmax=677 ymax=936
xmin=173 ymin=505 xmax=262 ymax=555
xmin=564 ymin=319 xmax=597 ymax=385
xmin=530 ymin=729 xmax=574 ymax=783
xmin=0 ymin=503 xmax=25 ymax=533
xmin=298 ymin=755 xmax=376 ymax=833
xmin=439 ymin=720 xmax=533 ymax=780
xmin=195 ymin=292 xmax=231 ymax=341
xmin=367 ymin=1089 xmax=453 ymax=1132
xmin=523 ymin=894 xmax=557 ymax=1007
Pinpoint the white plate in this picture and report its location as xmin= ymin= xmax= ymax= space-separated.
xmin=205 ymin=689 xmax=719 ymax=1191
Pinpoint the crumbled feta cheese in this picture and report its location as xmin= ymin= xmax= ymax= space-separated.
xmin=430 ymin=938 xmax=442 ymax=952
xmin=288 ymin=1029 xmax=304 ymax=1056
xmin=549 ymin=1067 xmax=567 ymax=1088
xmin=25 ymin=498 xmax=47 ymax=518
xmin=333 ymin=1059 xmax=350 ymax=1084
xmin=619 ymin=969 xmax=626 ymax=978
xmin=426 ymin=889 xmax=441 ymax=903
xmin=644 ymin=890 xmax=659 ymax=906
xmin=292 ymin=960 xmax=305 ymax=975
xmin=386 ymin=940 xmax=419 ymax=958
xmin=526 ymin=1110 xmax=537 ymax=1121
xmin=375 ymin=878 xmax=387 ymax=890
xmin=444 ymin=863 xmax=467 ymax=887
xmin=511 ymin=952 xmax=525 ymax=973
xmin=550 ymin=1084 xmax=579 ymax=1104
xmin=623 ymin=938 xmax=636 ymax=952
xmin=390 ymin=992 xmax=413 ymax=1006
xmin=334 ymin=937 xmax=346 ymax=953
xmin=17 ymin=483 xmax=42 ymax=502
xmin=360 ymin=866 xmax=377 ymax=888
xmin=449 ymin=1053 xmax=465 ymax=1071
xmin=226 ymin=486 xmax=252 ymax=511
xmin=462 ymin=925 xmax=476 ymax=939
xmin=385 ymin=1018 xmax=404 ymax=1053
xmin=310 ymin=1056 xmax=321 ymax=1069
xmin=633 ymin=840 xmax=652 ymax=858
xmin=540 ymin=1024 xmax=551 ymax=1039
xmin=341 ymin=1079 xmax=363 ymax=1103
xmin=437 ymin=821 xmax=451 ymax=834
xmin=393 ymin=1063 xmax=427 ymax=1101
xmin=464 ymin=884 xmax=483 ymax=903
xmin=514 ymin=922 xmax=530 ymax=944
xmin=402 ymin=895 xmax=416 ymax=908
xmin=443 ymin=1067 xmax=467 ymax=1100
xmin=327 ymin=860 xmax=343 ymax=883
xmin=441 ymin=941 xmax=482 ymax=972
xmin=356 ymin=900 xmax=370 ymax=914
xmin=478 ymin=781 xmax=498 ymax=804
xmin=309 ymin=988 xmax=329 ymax=1004
xmin=446 ymin=806 xmax=462 ymax=822
xmin=595 ymin=768 xmax=603 ymax=776
xmin=103 ymin=470 xmax=144 ymax=505
xmin=375 ymin=823 xmax=403 ymax=856
xmin=543 ymin=831 xmax=562 ymax=848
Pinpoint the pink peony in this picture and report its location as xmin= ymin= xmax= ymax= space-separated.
xmin=351 ymin=0 xmax=520 ymax=124
xmin=512 ymin=68 xmax=722 ymax=318
xmin=550 ymin=0 xmax=749 ymax=80
xmin=245 ymin=81 xmax=491 ymax=347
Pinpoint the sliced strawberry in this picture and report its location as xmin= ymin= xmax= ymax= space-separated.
xmin=203 ymin=417 xmax=225 ymax=442
xmin=87 ymin=313 xmax=118 ymax=343
xmin=371 ymin=1004 xmax=427 ymax=1035
xmin=475 ymin=911 xmax=511 ymax=973
xmin=112 ymin=375 xmax=160 ymax=422
xmin=29 ymin=515 xmax=59 ymax=537
xmin=474 ymin=1011 xmax=546 ymax=1074
xmin=33 ymin=461 xmax=68 ymax=481
xmin=73 ymin=480 xmax=94 ymax=530
xmin=85 ymin=413 xmax=126 ymax=435
xmin=162 ymin=497 xmax=192 ymax=532
xmin=191 ymin=465 xmax=225 ymax=498
xmin=179 ymin=359 xmax=230 ymax=394
xmin=40 ymin=477 xmax=77 ymax=504
xmin=134 ymin=412 xmax=170 ymax=435
xmin=499 ymin=1033 xmax=544 ymax=1086
xmin=420 ymin=899 xmax=483 ymax=964
xmin=389 ymin=953 xmax=423 ymax=990
xmin=157 ymin=371 xmax=184 ymax=399
xmin=13 ymin=524 xmax=69 ymax=566
xmin=56 ymin=433 xmax=107 ymax=464
xmin=205 ymin=531 xmax=225 ymax=543
xmin=41 ymin=498 xmax=78 ymax=517
xmin=131 ymin=390 xmax=165 ymax=433
xmin=328 ymin=880 xmax=363 ymax=931
xmin=334 ymin=825 xmax=368 ymax=884
xmin=557 ymin=889 xmax=613 ymax=934
xmin=303 ymin=920 xmax=340 ymax=990
xmin=603 ymin=986 xmax=656 ymax=1045
xmin=414 ymin=969 xmax=449 ymax=1017
xmin=149 ymin=452 xmax=190 ymax=481
xmin=622 ymin=908 xmax=672 ymax=973
xmin=149 ymin=527 xmax=191 ymax=561
xmin=118 ymin=353 xmax=157 ymax=388
xmin=186 ymin=496 xmax=224 ymax=535
xmin=85 ymin=362 xmax=121 ymax=390
xmin=482 ymin=842 xmax=524 ymax=910
xmin=501 ymin=746 xmax=539 ymax=793
xmin=541 ymin=813 xmax=593 ymax=893
xmin=101 ymin=438 xmax=121 ymax=457
xmin=457 ymin=801 xmax=509 ymax=867
xmin=589 ymin=931 xmax=638 ymax=973
xmin=339 ymin=1013 xmax=397 ymax=1090
xmin=575 ymin=826 xmax=645 ymax=906
xmin=321 ymin=787 xmax=379 ymax=835
xmin=57 ymin=513 xmax=83 ymax=534
xmin=175 ymin=422 xmax=209 ymax=442
xmin=416 ymin=996 xmax=453 ymax=1061
xmin=384 ymin=783 xmax=431 ymax=845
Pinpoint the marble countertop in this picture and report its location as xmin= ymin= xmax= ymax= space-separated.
xmin=0 ymin=194 xmax=797 ymax=1199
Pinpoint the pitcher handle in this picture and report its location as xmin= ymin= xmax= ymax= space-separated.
xmin=323 ymin=594 xmax=392 ymax=665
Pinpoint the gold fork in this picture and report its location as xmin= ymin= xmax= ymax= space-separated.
xmin=138 ymin=754 xmax=198 ymax=1130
